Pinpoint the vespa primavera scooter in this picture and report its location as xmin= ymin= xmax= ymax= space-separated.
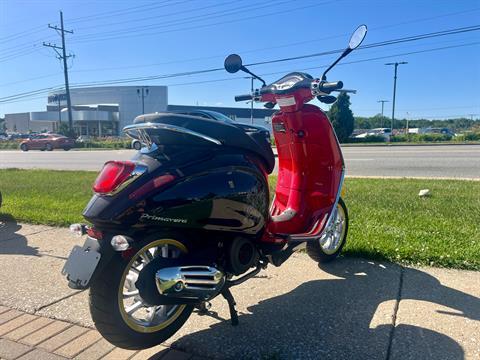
xmin=62 ymin=25 xmax=367 ymax=349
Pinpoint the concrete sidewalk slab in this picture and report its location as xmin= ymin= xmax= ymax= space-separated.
xmin=37 ymin=256 xmax=402 ymax=360
xmin=0 ymin=223 xmax=82 ymax=313
xmin=1 ymin=222 xmax=479 ymax=359
xmin=390 ymin=267 xmax=480 ymax=360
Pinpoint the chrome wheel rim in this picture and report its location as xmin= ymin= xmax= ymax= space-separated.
xmin=118 ymin=239 xmax=187 ymax=333
xmin=319 ymin=204 xmax=346 ymax=255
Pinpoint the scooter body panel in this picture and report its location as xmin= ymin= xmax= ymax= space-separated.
xmin=268 ymin=103 xmax=344 ymax=235
xmin=83 ymin=149 xmax=269 ymax=237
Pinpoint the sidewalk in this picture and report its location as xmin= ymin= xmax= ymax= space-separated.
xmin=0 ymin=221 xmax=479 ymax=359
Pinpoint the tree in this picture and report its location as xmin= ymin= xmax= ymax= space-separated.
xmin=58 ymin=122 xmax=71 ymax=136
xmin=328 ymin=92 xmax=354 ymax=142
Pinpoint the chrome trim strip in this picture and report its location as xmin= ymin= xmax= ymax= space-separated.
xmin=123 ymin=122 xmax=222 ymax=146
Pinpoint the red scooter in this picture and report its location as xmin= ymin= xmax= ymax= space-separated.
xmin=62 ymin=25 xmax=367 ymax=349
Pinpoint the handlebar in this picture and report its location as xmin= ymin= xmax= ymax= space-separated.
xmin=318 ymin=81 xmax=343 ymax=92
xmin=234 ymin=78 xmax=344 ymax=103
xmin=234 ymin=94 xmax=253 ymax=102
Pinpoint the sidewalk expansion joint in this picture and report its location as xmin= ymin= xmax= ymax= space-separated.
xmin=385 ymin=265 xmax=405 ymax=360
xmin=0 ymin=227 xmax=58 ymax=243
xmin=35 ymin=289 xmax=85 ymax=313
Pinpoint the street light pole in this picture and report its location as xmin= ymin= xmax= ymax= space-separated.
xmin=377 ymin=99 xmax=389 ymax=127
xmin=385 ymin=61 xmax=408 ymax=133
xmin=137 ymin=87 xmax=149 ymax=114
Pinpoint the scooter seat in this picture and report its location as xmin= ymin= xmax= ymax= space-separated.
xmin=134 ymin=112 xmax=275 ymax=174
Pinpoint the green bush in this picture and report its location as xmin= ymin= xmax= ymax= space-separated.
xmin=463 ymin=132 xmax=480 ymax=141
xmin=0 ymin=141 xmax=21 ymax=149
xmin=75 ymin=139 xmax=132 ymax=149
xmin=391 ymin=133 xmax=452 ymax=142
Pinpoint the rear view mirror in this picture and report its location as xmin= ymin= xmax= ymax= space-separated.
xmin=348 ymin=25 xmax=367 ymax=50
xmin=224 ymin=54 xmax=243 ymax=73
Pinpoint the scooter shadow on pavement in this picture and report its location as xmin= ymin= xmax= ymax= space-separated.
xmin=0 ymin=214 xmax=39 ymax=256
xmin=170 ymin=258 xmax=478 ymax=360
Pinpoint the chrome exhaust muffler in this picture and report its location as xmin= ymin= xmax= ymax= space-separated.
xmin=155 ymin=265 xmax=225 ymax=301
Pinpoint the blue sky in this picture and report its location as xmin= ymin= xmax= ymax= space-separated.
xmin=1 ymin=0 xmax=479 ymax=119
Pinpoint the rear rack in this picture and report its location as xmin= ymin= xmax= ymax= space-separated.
xmin=123 ymin=122 xmax=222 ymax=149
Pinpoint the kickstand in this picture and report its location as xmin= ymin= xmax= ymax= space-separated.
xmin=221 ymin=287 xmax=239 ymax=326
xmin=196 ymin=301 xmax=212 ymax=315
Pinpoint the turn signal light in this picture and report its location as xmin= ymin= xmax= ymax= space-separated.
xmin=93 ymin=161 xmax=136 ymax=194
xmin=69 ymin=223 xmax=86 ymax=236
xmin=111 ymin=235 xmax=132 ymax=251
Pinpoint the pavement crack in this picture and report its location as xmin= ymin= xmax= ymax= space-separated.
xmin=386 ymin=265 xmax=405 ymax=360
xmin=35 ymin=289 xmax=86 ymax=313
xmin=0 ymin=227 xmax=57 ymax=243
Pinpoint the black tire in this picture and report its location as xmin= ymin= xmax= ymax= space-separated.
xmin=306 ymin=197 xmax=348 ymax=263
xmin=89 ymin=237 xmax=194 ymax=350
xmin=63 ymin=147 xmax=71 ymax=151
xmin=133 ymin=141 xmax=142 ymax=150
xmin=20 ymin=144 xmax=28 ymax=151
xmin=46 ymin=143 xmax=53 ymax=151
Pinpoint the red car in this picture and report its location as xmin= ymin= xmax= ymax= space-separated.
xmin=20 ymin=133 xmax=75 ymax=151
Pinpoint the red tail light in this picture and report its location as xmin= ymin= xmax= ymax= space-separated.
xmin=86 ymin=226 xmax=103 ymax=240
xmin=93 ymin=161 xmax=136 ymax=194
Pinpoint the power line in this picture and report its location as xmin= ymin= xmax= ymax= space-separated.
xmin=2 ymin=40 xmax=478 ymax=105
xmin=2 ymin=24 xmax=480 ymax=100
xmin=70 ymin=0 xmax=338 ymax=43
xmin=68 ymin=26 xmax=480 ymax=87
xmin=72 ymin=0 xmax=295 ymax=40
xmin=66 ymin=0 xmax=178 ymax=24
xmin=74 ymin=0 xmax=240 ymax=32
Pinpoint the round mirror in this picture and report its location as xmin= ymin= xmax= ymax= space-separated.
xmin=224 ymin=54 xmax=243 ymax=73
xmin=348 ymin=24 xmax=367 ymax=50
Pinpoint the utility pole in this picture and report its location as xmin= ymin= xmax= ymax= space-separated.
xmin=57 ymin=95 xmax=61 ymax=131
xmin=137 ymin=87 xmax=149 ymax=114
xmin=377 ymin=99 xmax=389 ymax=127
xmin=43 ymin=11 xmax=74 ymax=135
xmin=250 ymin=77 xmax=254 ymax=125
xmin=385 ymin=62 xmax=408 ymax=133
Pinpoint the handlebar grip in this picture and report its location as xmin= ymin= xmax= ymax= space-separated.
xmin=319 ymin=81 xmax=344 ymax=92
xmin=234 ymin=94 xmax=253 ymax=102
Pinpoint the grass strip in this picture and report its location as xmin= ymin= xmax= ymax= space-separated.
xmin=0 ymin=169 xmax=478 ymax=270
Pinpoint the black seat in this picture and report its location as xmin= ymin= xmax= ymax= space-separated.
xmin=134 ymin=112 xmax=275 ymax=174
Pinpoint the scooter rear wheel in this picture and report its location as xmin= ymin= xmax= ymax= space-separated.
xmin=89 ymin=236 xmax=194 ymax=350
xmin=306 ymin=198 xmax=348 ymax=263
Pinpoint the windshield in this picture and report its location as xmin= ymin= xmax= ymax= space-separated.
xmin=201 ymin=110 xmax=234 ymax=124
xmin=271 ymin=72 xmax=313 ymax=90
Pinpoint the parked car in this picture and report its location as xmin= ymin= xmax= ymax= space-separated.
xmin=131 ymin=138 xmax=143 ymax=150
xmin=20 ymin=133 xmax=75 ymax=151
xmin=76 ymin=135 xmax=92 ymax=143
xmin=355 ymin=127 xmax=391 ymax=141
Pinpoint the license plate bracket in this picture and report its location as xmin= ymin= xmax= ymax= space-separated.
xmin=62 ymin=238 xmax=101 ymax=289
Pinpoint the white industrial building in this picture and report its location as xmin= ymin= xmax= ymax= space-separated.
xmin=4 ymin=85 xmax=275 ymax=136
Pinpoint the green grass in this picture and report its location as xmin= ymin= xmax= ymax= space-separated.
xmin=0 ymin=169 xmax=479 ymax=270
xmin=0 ymin=169 xmax=97 ymax=226
xmin=339 ymin=178 xmax=480 ymax=270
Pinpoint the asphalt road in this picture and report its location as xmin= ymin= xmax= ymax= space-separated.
xmin=1 ymin=144 xmax=479 ymax=179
